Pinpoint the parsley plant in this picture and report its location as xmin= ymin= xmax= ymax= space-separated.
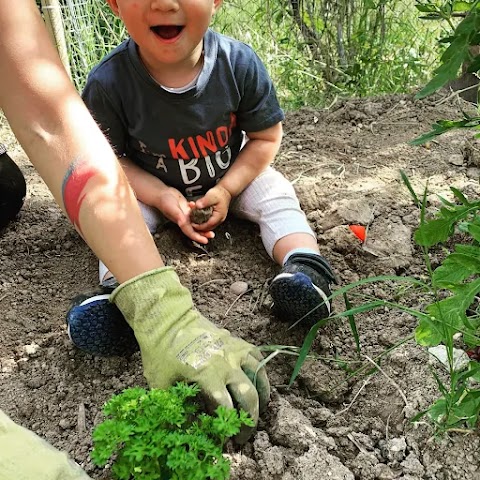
xmin=91 ymin=383 xmax=254 ymax=480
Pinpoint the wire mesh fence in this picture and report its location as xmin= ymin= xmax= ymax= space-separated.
xmin=41 ymin=0 xmax=441 ymax=108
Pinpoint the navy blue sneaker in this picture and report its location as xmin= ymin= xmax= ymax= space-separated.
xmin=66 ymin=289 xmax=139 ymax=356
xmin=269 ymin=253 xmax=337 ymax=329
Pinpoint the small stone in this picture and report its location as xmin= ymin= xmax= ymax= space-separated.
xmin=230 ymin=281 xmax=249 ymax=296
xmin=448 ymin=154 xmax=464 ymax=166
xmin=24 ymin=342 xmax=40 ymax=357
xmin=466 ymin=167 xmax=480 ymax=179
xmin=307 ymin=406 xmax=333 ymax=425
xmin=59 ymin=418 xmax=73 ymax=430
xmin=386 ymin=437 xmax=407 ymax=462
xmin=373 ymin=463 xmax=398 ymax=480
xmin=271 ymin=399 xmax=317 ymax=450
xmin=428 ymin=345 xmax=470 ymax=372
xmin=401 ymin=453 xmax=425 ymax=476
xmin=0 ymin=358 xmax=17 ymax=373
xmin=25 ymin=376 xmax=47 ymax=389
xmin=18 ymin=404 xmax=34 ymax=419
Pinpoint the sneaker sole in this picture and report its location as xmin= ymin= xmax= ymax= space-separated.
xmin=270 ymin=272 xmax=331 ymax=328
xmin=66 ymin=295 xmax=139 ymax=357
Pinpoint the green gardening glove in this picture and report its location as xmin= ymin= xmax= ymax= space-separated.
xmin=110 ymin=267 xmax=270 ymax=432
xmin=0 ymin=409 xmax=91 ymax=480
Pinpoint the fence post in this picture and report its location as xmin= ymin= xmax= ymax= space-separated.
xmin=40 ymin=0 xmax=73 ymax=80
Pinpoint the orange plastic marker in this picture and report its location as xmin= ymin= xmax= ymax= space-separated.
xmin=349 ymin=225 xmax=366 ymax=242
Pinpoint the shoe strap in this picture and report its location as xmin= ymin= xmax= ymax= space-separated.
xmin=286 ymin=253 xmax=338 ymax=284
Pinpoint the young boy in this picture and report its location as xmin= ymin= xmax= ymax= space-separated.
xmin=70 ymin=0 xmax=336 ymax=354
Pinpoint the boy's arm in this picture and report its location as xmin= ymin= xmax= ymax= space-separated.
xmin=193 ymin=122 xmax=282 ymax=229
xmin=120 ymin=157 xmax=214 ymax=243
xmin=119 ymin=156 xmax=171 ymax=206
xmin=217 ymin=122 xmax=283 ymax=197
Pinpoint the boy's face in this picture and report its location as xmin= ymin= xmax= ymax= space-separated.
xmin=106 ymin=0 xmax=222 ymax=68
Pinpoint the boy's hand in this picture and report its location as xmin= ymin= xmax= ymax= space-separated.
xmin=189 ymin=185 xmax=232 ymax=231
xmin=155 ymin=187 xmax=214 ymax=244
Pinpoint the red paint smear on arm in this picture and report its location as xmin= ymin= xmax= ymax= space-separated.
xmin=62 ymin=159 xmax=97 ymax=235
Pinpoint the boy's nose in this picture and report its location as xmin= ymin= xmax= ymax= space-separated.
xmin=150 ymin=0 xmax=180 ymax=12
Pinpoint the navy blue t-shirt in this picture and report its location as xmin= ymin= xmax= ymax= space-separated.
xmin=82 ymin=29 xmax=285 ymax=197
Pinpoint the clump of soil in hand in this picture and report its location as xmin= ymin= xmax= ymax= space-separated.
xmin=190 ymin=206 xmax=213 ymax=224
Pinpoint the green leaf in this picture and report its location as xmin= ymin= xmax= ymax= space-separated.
xmin=416 ymin=12 xmax=479 ymax=99
xmin=410 ymin=123 xmax=453 ymax=145
xmin=415 ymin=200 xmax=480 ymax=247
xmin=416 ymin=46 xmax=467 ymax=98
xmin=400 ymin=170 xmax=421 ymax=207
xmin=428 ymin=397 xmax=448 ymax=424
xmin=466 ymin=54 xmax=480 ymax=73
xmin=453 ymin=362 xmax=480 ymax=384
xmin=414 ymin=217 xmax=454 ymax=246
xmin=415 ymin=316 xmax=444 ymax=346
xmin=437 ymin=194 xmax=457 ymax=208
xmin=343 ymin=292 xmax=361 ymax=354
xmin=431 ymin=369 xmax=449 ymax=397
xmin=450 ymin=187 xmax=471 ymax=206
xmin=418 ymin=293 xmax=474 ymax=346
xmin=410 ymin=116 xmax=480 ymax=145
xmin=433 ymin=245 xmax=480 ymax=287
xmin=449 ymin=390 xmax=480 ymax=427
xmin=446 ymin=251 xmax=480 ymax=273
xmin=453 ymin=1 xmax=475 ymax=12
xmin=289 ymin=319 xmax=327 ymax=386
xmin=415 ymin=4 xmax=438 ymax=13
xmin=91 ymin=383 xmax=248 ymax=479
xmin=468 ymin=222 xmax=480 ymax=242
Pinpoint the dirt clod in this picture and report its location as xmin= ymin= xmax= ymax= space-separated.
xmin=190 ymin=205 xmax=213 ymax=224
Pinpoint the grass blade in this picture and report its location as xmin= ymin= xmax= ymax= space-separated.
xmin=343 ymin=291 xmax=361 ymax=354
xmin=288 ymin=318 xmax=329 ymax=386
xmin=400 ymin=169 xmax=420 ymax=207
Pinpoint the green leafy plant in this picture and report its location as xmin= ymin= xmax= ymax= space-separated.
xmin=412 ymin=1 xmax=480 ymax=144
xmin=91 ymin=383 xmax=254 ymax=480
xmin=415 ymin=1 xmax=480 ymax=99
xmin=50 ymin=1 xmax=438 ymax=107
xmin=266 ymin=172 xmax=480 ymax=433
xmin=407 ymin=179 xmax=480 ymax=431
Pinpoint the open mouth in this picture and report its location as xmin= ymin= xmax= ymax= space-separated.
xmin=151 ymin=25 xmax=184 ymax=40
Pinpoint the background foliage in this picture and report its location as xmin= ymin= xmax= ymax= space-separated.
xmin=46 ymin=0 xmax=442 ymax=109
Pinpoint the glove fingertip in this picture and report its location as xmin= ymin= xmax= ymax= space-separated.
xmin=256 ymin=369 xmax=271 ymax=413
xmin=198 ymin=383 xmax=235 ymax=413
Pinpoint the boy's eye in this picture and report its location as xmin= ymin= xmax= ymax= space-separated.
xmin=151 ymin=26 xmax=183 ymax=39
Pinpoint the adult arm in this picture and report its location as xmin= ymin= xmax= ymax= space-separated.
xmin=0 ymin=0 xmax=164 ymax=283
xmin=0 ymin=1 xmax=269 ymax=446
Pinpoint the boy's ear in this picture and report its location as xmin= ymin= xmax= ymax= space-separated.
xmin=105 ymin=0 xmax=120 ymax=17
xmin=213 ymin=0 xmax=223 ymax=14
